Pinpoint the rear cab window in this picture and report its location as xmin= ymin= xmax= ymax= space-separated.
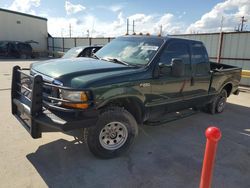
xmin=191 ymin=43 xmax=210 ymax=76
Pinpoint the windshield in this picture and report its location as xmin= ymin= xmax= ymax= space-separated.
xmin=95 ymin=37 xmax=164 ymax=66
xmin=62 ymin=47 xmax=84 ymax=58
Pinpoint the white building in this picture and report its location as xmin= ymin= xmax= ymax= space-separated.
xmin=0 ymin=8 xmax=48 ymax=53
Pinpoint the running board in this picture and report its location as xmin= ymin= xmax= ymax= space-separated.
xmin=145 ymin=108 xmax=198 ymax=126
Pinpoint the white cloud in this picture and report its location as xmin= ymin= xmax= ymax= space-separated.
xmin=129 ymin=13 xmax=152 ymax=23
xmin=112 ymin=12 xmax=125 ymax=29
xmin=96 ymin=4 xmax=123 ymax=13
xmin=110 ymin=5 xmax=123 ymax=12
xmin=9 ymin=0 xmax=40 ymax=13
xmin=154 ymin=14 xmax=173 ymax=31
xmin=126 ymin=13 xmax=185 ymax=35
xmin=7 ymin=0 xmax=250 ymax=37
xmin=47 ymin=11 xmax=186 ymax=37
xmin=154 ymin=13 xmax=185 ymax=34
xmin=65 ymin=1 xmax=86 ymax=15
xmin=47 ymin=12 xmax=126 ymax=37
xmin=187 ymin=0 xmax=250 ymax=33
xmin=20 ymin=0 xmax=250 ymax=37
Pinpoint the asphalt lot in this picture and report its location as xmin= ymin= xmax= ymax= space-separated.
xmin=0 ymin=59 xmax=250 ymax=188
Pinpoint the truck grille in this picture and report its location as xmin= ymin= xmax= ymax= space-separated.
xmin=20 ymin=71 xmax=32 ymax=100
xmin=14 ymin=67 xmax=91 ymax=113
xmin=27 ymin=70 xmax=61 ymax=104
xmin=43 ymin=83 xmax=60 ymax=105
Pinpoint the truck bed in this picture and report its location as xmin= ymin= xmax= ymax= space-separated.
xmin=210 ymin=62 xmax=241 ymax=72
xmin=209 ymin=62 xmax=242 ymax=95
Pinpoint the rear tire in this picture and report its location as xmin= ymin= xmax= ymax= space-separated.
xmin=87 ymin=107 xmax=138 ymax=158
xmin=207 ymin=89 xmax=227 ymax=114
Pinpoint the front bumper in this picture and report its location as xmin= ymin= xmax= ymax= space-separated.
xmin=11 ymin=66 xmax=98 ymax=138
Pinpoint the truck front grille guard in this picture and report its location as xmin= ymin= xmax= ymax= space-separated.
xmin=11 ymin=66 xmax=93 ymax=117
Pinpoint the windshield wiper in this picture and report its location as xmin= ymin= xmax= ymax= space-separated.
xmin=102 ymin=57 xmax=131 ymax=66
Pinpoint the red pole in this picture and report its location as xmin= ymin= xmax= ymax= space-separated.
xmin=199 ymin=126 xmax=222 ymax=188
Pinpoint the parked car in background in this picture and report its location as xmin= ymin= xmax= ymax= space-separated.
xmin=0 ymin=41 xmax=33 ymax=59
xmin=62 ymin=45 xmax=102 ymax=58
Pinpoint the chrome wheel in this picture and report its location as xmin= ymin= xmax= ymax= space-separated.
xmin=216 ymin=90 xmax=227 ymax=113
xmin=217 ymin=96 xmax=226 ymax=112
xmin=99 ymin=122 xmax=128 ymax=150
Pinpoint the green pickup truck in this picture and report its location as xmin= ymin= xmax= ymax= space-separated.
xmin=11 ymin=35 xmax=241 ymax=158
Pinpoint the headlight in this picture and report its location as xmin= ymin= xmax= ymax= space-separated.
xmin=61 ymin=90 xmax=88 ymax=102
xmin=61 ymin=90 xmax=89 ymax=109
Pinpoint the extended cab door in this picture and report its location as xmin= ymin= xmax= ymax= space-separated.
xmin=182 ymin=42 xmax=211 ymax=106
xmin=149 ymin=40 xmax=192 ymax=112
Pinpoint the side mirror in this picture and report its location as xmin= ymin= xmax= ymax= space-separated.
xmin=153 ymin=62 xmax=170 ymax=78
xmin=159 ymin=62 xmax=172 ymax=68
xmin=158 ymin=62 xmax=172 ymax=76
xmin=171 ymin=58 xmax=185 ymax=77
xmin=159 ymin=62 xmax=166 ymax=68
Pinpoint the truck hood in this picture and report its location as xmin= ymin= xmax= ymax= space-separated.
xmin=31 ymin=57 xmax=140 ymax=87
xmin=32 ymin=57 xmax=132 ymax=78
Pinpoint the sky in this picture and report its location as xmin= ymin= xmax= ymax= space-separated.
xmin=0 ymin=0 xmax=250 ymax=37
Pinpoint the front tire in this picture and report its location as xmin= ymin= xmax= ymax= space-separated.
xmin=87 ymin=107 xmax=138 ymax=158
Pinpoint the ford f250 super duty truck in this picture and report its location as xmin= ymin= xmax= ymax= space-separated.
xmin=11 ymin=35 xmax=241 ymax=158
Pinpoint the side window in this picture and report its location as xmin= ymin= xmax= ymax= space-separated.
xmin=17 ymin=43 xmax=23 ymax=50
xmin=79 ymin=48 xmax=89 ymax=57
xmin=16 ymin=43 xmax=20 ymax=50
xmin=0 ymin=42 xmax=8 ymax=52
xmin=191 ymin=43 xmax=210 ymax=75
xmin=9 ymin=43 xmax=17 ymax=52
xmin=159 ymin=42 xmax=191 ymax=76
xmin=89 ymin=47 xmax=98 ymax=57
xmin=23 ymin=44 xmax=31 ymax=51
xmin=21 ymin=44 xmax=26 ymax=50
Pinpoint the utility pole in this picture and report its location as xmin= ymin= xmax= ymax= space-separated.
xmin=86 ymin=29 xmax=89 ymax=38
xmin=126 ymin=18 xmax=129 ymax=34
xmin=69 ymin=23 xmax=72 ymax=38
xmin=160 ymin=25 xmax=163 ymax=35
xmin=61 ymin=29 xmax=64 ymax=37
xmin=240 ymin=16 xmax=247 ymax=31
xmin=220 ymin=16 xmax=224 ymax=32
xmin=132 ymin=20 xmax=135 ymax=33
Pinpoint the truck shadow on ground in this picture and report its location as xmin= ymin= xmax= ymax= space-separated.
xmin=26 ymin=103 xmax=250 ymax=188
